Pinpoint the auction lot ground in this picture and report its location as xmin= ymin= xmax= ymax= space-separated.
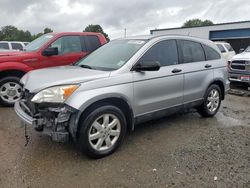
xmin=0 ymin=94 xmax=249 ymax=188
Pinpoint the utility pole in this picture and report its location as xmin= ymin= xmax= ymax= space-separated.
xmin=124 ymin=28 xmax=126 ymax=38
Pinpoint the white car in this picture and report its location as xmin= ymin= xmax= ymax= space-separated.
xmin=215 ymin=42 xmax=236 ymax=61
xmin=0 ymin=41 xmax=29 ymax=51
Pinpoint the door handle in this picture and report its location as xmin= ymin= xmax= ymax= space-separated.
xmin=205 ymin=64 xmax=212 ymax=68
xmin=172 ymin=68 xmax=182 ymax=73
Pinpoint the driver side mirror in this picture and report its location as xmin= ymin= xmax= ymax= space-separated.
xmin=42 ymin=47 xmax=58 ymax=56
xmin=133 ymin=61 xmax=160 ymax=72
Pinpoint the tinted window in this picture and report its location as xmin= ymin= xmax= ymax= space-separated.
xmin=0 ymin=42 xmax=9 ymax=49
xmin=50 ymin=36 xmax=81 ymax=55
xmin=11 ymin=43 xmax=23 ymax=50
xmin=84 ymin=35 xmax=101 ymax=52
xmin=180 ymin=40 xmax=205 ymax=63
xmin=216 ymin=44 xmax=226 ymax=53
xmin=140 ymin=40 xmax=178 ymax=67
xmin=202 ymin=44 xmax=221 ymax=60
xmin=224 ymin=44 xmax=234 ymax=52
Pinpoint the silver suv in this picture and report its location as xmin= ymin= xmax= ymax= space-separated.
xmin=15 ymin=35 xmax=230 ymax=158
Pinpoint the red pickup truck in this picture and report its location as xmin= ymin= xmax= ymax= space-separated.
xmin=0 ymin=32 xmax=107 ymax=106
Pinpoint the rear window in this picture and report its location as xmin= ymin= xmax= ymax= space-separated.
xmin=84 ymin=35 xmax=101 ymax=52
xmin=179 ymin=40 xmax=205 ymax=63
xmin=202 ymin=44 xmax=221 ymax=60
xmin=11 ymin=43 xmax=23 ymax=50
xmin=216 ymin=44 xmax=226 ymax=53
xmin=224 ymin=44 xmax=234 ymax=52
xmin=0 ymin=42 xmax=9 ymax=50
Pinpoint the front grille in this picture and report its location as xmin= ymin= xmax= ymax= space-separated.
xmin=230 ymin=60 xmax=246 ymax=70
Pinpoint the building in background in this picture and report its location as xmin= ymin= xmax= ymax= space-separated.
xmin=151 ymin=21 xmax=250 ymax=53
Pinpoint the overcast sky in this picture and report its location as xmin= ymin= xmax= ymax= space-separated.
xmin=0 ymin=0 xmax=250 ymax=39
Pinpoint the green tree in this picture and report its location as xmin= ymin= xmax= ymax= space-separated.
xmin=182 ymin=19 xmax=214 ymax=28
xmin=44 ymin=27 xmax=53 ymax=34
xmin=0 ymin=25 xmax=32 ymax=41
xmin=84 ymin=24 xmax=110 ymax=42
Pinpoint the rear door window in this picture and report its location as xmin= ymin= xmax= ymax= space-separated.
xmin=202 ymin=44 xmax=221 ymax=60
xmin=140 ymin=39 xmax=178 ymax=67
xmin=179 ymin=40 xmax=205 ymax=63
xmin=83 ymin=35 xmax=101 ymax=52
xmin=11 ymin=43 xmax=23 ymax=50
xmin=0 ymin=42 xmax=9 ymax=50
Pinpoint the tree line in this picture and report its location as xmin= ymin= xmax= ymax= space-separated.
xmin=0 ymin=24 xmax=110 ymax=42
xmin=0 ymin=25 xmax=53 ymax=42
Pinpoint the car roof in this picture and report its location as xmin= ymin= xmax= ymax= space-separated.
xmin=51 ymin=32 xmax=103 ymax=37
xmin=118 ymin=34 xmax=214 ymax=45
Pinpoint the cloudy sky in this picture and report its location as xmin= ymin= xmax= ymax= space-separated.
xmin=0 ymin=0 xmax=250 ymax=39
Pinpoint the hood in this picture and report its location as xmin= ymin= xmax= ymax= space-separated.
xmin=232 ymin=52 xmax=250 ymax=60
xmin=0 ymin=51 xmax=36 ymax=63
xmin=21 ymin=66 xmax=110 ymax=92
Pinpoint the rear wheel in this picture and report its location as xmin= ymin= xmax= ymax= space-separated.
xmin=197 ymin=84 xmax=222 ymax=117
xmin=0 ymin=77 xmax=22 ymax=107
xmin=78 ymin=105 xmax=127 ymax=158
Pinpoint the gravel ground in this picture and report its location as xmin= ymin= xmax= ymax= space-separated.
xmin=0 ymin=94 xmax=249 ymax=188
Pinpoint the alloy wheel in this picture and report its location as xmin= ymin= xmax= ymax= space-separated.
xmin=88 ymin=114 xmax=121 ymax=151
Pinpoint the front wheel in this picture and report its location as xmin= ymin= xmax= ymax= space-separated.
xmin=0 ymin=77 xmax=22 ymax=107
xmin=78 ymin=105 xmax=127 ymax=158
xmin=197 ymin=84 xmax=222 ymax=117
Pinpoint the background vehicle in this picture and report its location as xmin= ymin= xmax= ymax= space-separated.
xmin=0 ymin=32 xmax=107 ymax=106
xmin=228 ymin=45 xmax=250 ymax=85
xmin=0 ymin=41 xmax=29 ymax=51
xmin=15 ymin=35 xmax=229 ymax=158
xmin=215 ymin=41 xmax=236 ymax=61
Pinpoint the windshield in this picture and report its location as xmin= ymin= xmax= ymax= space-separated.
xmin=76 ymin=39 xmax=147 ymax=71
xmin=24 ymin=34 xmax=54 ymax=52
xmin=245 ymin=46 xmax=250 ymax=52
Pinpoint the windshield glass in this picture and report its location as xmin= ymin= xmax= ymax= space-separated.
xmin=24 ymin=34 xmax=54 ymax=52
xmin=76 ymin=39 xmax=147 ymax=71
xmin=245 ymin=46 xmax=250 ymax=52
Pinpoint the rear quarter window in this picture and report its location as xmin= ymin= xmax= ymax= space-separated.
xmin=83 ymin=35 xmax=101 ymax=52
xmin=202 ymin=44 xmax=221 ymax=60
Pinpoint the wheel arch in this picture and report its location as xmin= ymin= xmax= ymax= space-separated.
xmin=0 ymin=69 xmax=27 ymax=80
xmin=73 ymin=97 xmax=135 ymax=142
xmin=207 ymin=79 xmax=225 ymax=100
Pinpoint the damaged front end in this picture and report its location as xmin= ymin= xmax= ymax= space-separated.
xmin=14 ymin=90 xmax=78 ymax=143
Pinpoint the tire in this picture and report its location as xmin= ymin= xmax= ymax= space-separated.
xmin=197 ymin=84 xmax=222 ymax=117
xmin=0 ymin=76 xmax=22 ymax=107
xmin=78 ymin=105 xmax=127 ymax=158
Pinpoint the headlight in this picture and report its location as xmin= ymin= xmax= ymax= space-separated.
xmin=31 ymin=85 xmax=79 ymax=103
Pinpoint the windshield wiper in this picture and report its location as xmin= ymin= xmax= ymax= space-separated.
xmin=79 ymin=64 xmax=94 ymax=69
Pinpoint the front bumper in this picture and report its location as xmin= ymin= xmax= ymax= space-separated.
xmin=14 ymin=101 xmax=35 ymax=125
xmin=14 ymin=100 xmax=77 ymax=142
xmin=229 ymin=71 xmax=250 ymax=84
